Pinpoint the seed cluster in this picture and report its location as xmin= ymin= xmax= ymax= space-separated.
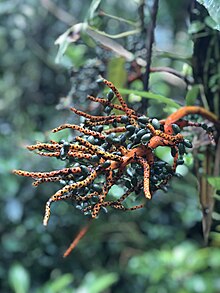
xmin=13 ymin=78 xmax=219 ymax=227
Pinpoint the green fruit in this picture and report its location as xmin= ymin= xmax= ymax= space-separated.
xmin=92 ymin=184 xmax=102 ymax=193
xmin=127 ymin=143 xmax=134 ymax=149
xmin=106 ymin=133 xmax=116 ymax=144
xmin=141 ymin=133 xmax=152 ymax=143
xmin=172 ymin=124 xmax=181 ymax=134
xmin=202 ymin=123 xmax=208 ymax=130
xmin=183 ymin=139 xmax=192 ymax=148
xmin=81 ymin=165 xmax=89 ymax=174
xmin=152 ymin=118 xmax=161 ymax=130
xmin=87 ymin=136 xmax=95 ymax=144
xmin=138 ymin=116 xmax=148 ymax=124
xmin=112 ymin=138 xmax=121 ymax=144
xmin=131 ymin=177 xmax=137 ymax=186
xmin=90 ymin=155 xmax=100 ymax=163
xmin=125 ymin=179 xmax=132 ymax=188
xmin=171 ymin=147 xmax=177 ymax=157
xmin=178 ymin=143 xmax=186 ymax=155
xmin=102 ymin=160 xmax=111 ymax=168
xmin=207 ymin=126 xmax=213 ymax=132
xmin=104 ymin=106 xmax=112 ymax=114
xmin=150 ymin=175 xmax=158 ymax=183
xmin=121 ymin=115 xmax=129 ymax=123
xmin=118 ymin=134 xmax=126 ymax=144
xmin=107 ymin=90 xmax=114 ymax=100
xmin=95 ymin=125 xmax=103 ymax=132
xmin=136 ymin=129 xmax=148 ymax=139
xmin=130 ymin=134 xmax=137 ymax=142
xmin=112 ymin=120 xmax=117 ymax=128
xmin=126 ymin=125 xmax=136 ymax=134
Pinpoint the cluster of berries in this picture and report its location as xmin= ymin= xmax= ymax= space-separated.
xmin=13 ymin=78 xmax=219 ymax=228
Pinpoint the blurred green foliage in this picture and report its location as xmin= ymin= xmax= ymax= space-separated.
xmin=1 ymin=0 xmax=220 ymax=292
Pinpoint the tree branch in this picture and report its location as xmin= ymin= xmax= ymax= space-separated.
xmin=143 ymin=0 xmax=159 ymax=92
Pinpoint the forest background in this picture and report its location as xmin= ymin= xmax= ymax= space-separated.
xmin=1 ymin=0 xmax=220 ymax=292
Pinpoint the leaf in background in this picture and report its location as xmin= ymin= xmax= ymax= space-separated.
xmin=8 ymin=263 xmax=30 ymax=293
xmin=107 ymin=57 xmax=127 ymax=88
xmin=54 ymin=22 xmax=134 ymax=64
xmin=86 ymin=27 xmax=134 ymax=60
xmin=98 ymin=10 xmax=138 ymax=27
xmin=65 ymin=45 xmax=87 ymax=67
xmin=185 ymin=85 xmax=200 ymax=105
xmin=45 ymin=274 xmax=74 ymax=293
xmin=79 ymin=272 xmax=118 ymax=293
xmin=89 ymin=273 xmax=118 ymax=293
xmin=196 ymin=0 xmax=220 ymax=30
xmin=87 ymin=0 xmax=102 ymax=21
xmin=188 ymin=20 xmax=206 ymax=34
xmin=55 ymin=23 xmax=86 ymax=64
xmin=119 ymin=88 xmax=181 ymax=108
xmin=207 ymin=177 xmax=220 ymax=189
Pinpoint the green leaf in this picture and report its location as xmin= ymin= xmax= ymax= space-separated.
xmin=65 ymin=45 xmax=87 ymax=67
xmin=55 ymin=23 xmax=86 ymax=64
xmin=81 ymin=272 xmax=118 ymax=293
xmin=205 ymin=15 xmax=219 ymax=29
xmin=118 ymin=88 xmax=181 ymax=108
xmin=185 ymin=85 xmax=200 ymax=105
xmin=207 ymin=177 xmax=220 ymax=189
xmin=87 ymin=0 xmax=102 ymax=21
xmin=188 ymin=20 xmax=206 ymax=34
xmin=54 ymin=23 xmax=134 ymax=64
xmin=86 ymin=27 xmax=134 ymax=60
xmin=196 ymin=0 xmax=220 ymax=30
xmin=46 ymin=274 xmax=74 ymax=293
xmin=108 ymin=184 xmax=125 ymax=199
xmin=107 ymin=57 xmax=127 ymax=88
xmin=8 ymin=263 xmax=30 ymax=293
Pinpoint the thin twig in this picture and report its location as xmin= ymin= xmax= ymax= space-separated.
xmin=143 ymin=0 xmax=159 ymax=92
xmin=63 ymin=222 xmax=91 ymax=257
xmin=40 ymin=0 xmax=75 ymax=25
xmin=128 ymin=65 xmax=194 ymax=85
xmin=138 ymin=0 xmax=146 ymax=33
xmin=150 ymin=67 xmax=194 ymax=85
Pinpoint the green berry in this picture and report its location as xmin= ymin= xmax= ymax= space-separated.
xmin=152 ymin=118 xmax=161 ymax=130
xmin=136 ymin=129 xmax=148 ymax=139
xmin=178 ymin=143 xmax=186 ymax=155
xmin=183 ymin=139 xmax=192 ymax=148
xmin=126 ymin=125 xmax=136 ymax=134
xmin=92 ymin=184 xmax=102 ymax=193
xmin=121 ymin=115 xmax=129 ymax=124
xmin=172 ymin=124 xmax=181 ymax=134
xmin=104 ymin=106 xmax=112 ymax=114
xmin=171 ymin=147 xmax=177 ymax=157
xmin=138 ymin=116 xmax=148 ymax=124
xmin=81 ymin=165 xmax=89 ymax=174
xmin=107 ymin=90 xmax=114 ymax=100
xmin=141 ymin=133 xmax=152 ymax=143
xmin=102 ymin=161 xmax=111 ymax=168
xmin=90 ymin=155 xmax=100 ymax=163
